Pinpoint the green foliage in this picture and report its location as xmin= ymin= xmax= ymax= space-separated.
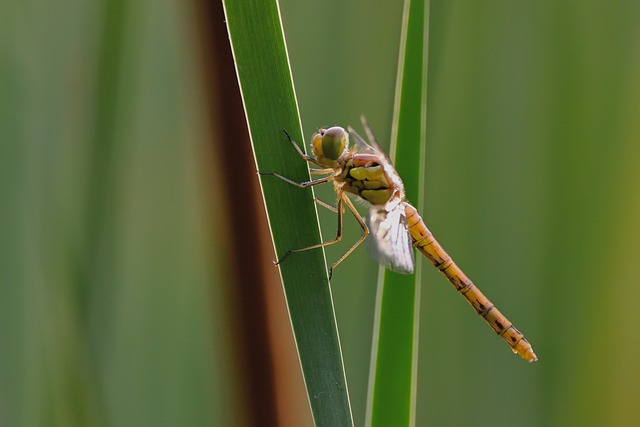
xmin=223 ymin=0 xmax=353 ymax=425
xmin=366 ymin=1 xmax=428 ymax=426
xmin=3 ymin=1 xmax=640 ymax=426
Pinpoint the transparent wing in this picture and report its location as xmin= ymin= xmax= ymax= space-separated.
xmin=366 ymin=204 xmax=415 ymax=274
xmin=347 ymin=126 xmax=378 ymax=154
xmin=359 ymin=115 xmax=386 ymax=153
xmin=347 ymin=116 xmax=391 ymax=159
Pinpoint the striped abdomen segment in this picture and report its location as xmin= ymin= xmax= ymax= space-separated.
xmin=404 ymin=203 xmax=538 ymax=362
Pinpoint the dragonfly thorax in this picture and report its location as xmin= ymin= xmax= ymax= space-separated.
xmin=341 ymin=156 xmax=397 ymax=206
xmin=311 ymin=126 xmax=349 ymax=167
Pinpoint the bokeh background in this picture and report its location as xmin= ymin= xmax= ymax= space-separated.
xmin=2 ymin=0 xmax=640 ymax=426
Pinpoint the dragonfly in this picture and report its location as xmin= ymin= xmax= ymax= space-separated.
xmin=260 ymin=120 xmax=537 ymax=362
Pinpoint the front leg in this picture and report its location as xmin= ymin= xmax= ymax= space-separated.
xmin=283 ymin=129 xmax=325 ymax=167
xmin=258 ymin=171 xmax=334 ymax=188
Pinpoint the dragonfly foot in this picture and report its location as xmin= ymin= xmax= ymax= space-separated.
xmin=275 ymin=250 xmax=293 ymax=266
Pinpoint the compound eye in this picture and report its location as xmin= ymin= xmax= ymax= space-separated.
xmin=321 ymin=126 xmax=347 ymax=160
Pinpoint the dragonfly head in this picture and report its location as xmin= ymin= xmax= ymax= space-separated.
xmin=311 ymin=126 xmax=348 ymax=167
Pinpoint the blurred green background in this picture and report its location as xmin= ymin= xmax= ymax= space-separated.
xmin=2 ymin=0 xmax=640 ymax=426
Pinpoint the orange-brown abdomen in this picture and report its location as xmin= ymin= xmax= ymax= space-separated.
xmin=404 ymin=203 xmax=537 ymax=362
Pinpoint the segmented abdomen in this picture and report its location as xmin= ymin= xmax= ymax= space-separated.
xmin=404 ymin=203 xmax=537 ymax=362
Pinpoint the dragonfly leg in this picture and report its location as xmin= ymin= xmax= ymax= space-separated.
xmin=314 ymin=198 xmax=338 ymax=213
xmin=309 ymin=168 xmax=335 ymax=175
xmin=327 ymin=193 xmax=369 ymax=279
xmin=258 ymin=171 xmax=334 ymax=188
xmin=276 ymin=196 xmax=345 ymax=266
xmin=282 ymin=129 xmax=325 ymax=167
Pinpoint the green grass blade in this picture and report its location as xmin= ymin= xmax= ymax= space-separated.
xmin=222 ymin=1 xmax=353 ymax=425
xmin=366 ymin=0 xmax=429 ymax=426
